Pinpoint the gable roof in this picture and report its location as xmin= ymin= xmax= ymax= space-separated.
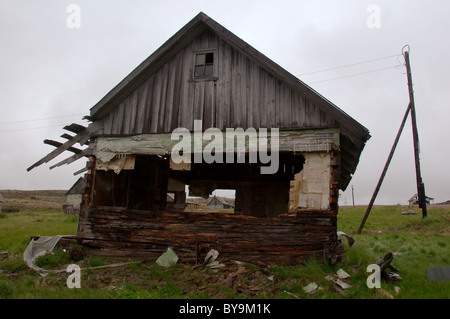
xmin=89 ymin=12 xmax=370 ymax=142
xmin=207 ymin=195 xmax=235 ymax=208
xmin=0 ymin=193 xmax=4 ymax=202
xmin=66 ymin=177 xmax=86 ymax=195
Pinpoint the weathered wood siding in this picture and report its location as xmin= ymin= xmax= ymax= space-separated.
xmin=77 ymin=206 xmax=344 ymax=265
xmin=100 ymin=29 xmax=335 ymax=135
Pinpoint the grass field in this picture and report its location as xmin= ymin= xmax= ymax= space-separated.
xmin=0 ymin=191 xmax=448 ymax=299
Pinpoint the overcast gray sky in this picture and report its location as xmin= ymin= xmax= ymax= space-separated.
xmin=1 ymin=0 xmax=449 ymax=205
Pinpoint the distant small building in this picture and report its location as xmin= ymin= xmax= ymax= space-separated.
xmin=0 ymin=193 xmax=4 ymax=212
xmin=64 ymin=177 xmax=86 ymax=214
xmin=207 ymin=196 xmax=235 ymax=210
xmin=408 ymin=193 xmax=434 ymax=207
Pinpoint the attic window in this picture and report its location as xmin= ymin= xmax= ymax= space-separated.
xmin=194 ymin=52 xmax=214 ymax=77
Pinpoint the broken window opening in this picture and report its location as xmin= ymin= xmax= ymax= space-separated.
xmin=92 ymin=155 xmax=169 ymax=211
xmin=194 ymin=52 xmax=215 ymax=78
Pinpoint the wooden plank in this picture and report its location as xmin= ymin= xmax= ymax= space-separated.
xmin=259 ymin=67 xmax=268 ymax=128
xmin=231 ymin=47 xmax=241 ymax=127
xmin=246 ymin=57 xmax=256 ymax=128
xmin=157 ymin=62 xmax=170 ymax=132
xmin=49 ymin=147 xmax=92 ymax=170
xmin=135 ymin=81 xmax=147 ymax=133
xmin=129 ymin=90 xmax=138 ymax=134
xmin=60 ymin=133 xmax=73 ymax=140
xmin=203 ymin=81 xmax=214 ymax=128
xmin=238 ymin=53 xmax=247 ymax=128
xmin=111 ymin=101 xmax=124 ymax=134
xmin=122 ymin=96 xmax=132 ymax=135
xmin=266 ymin=73 xmax=276 ymax=128
xmin=178 ymin=44 xmax=193 ymax=129
xmin=142 ymin=75 xmax=155 ymax=133
xmin=150 ymin=69 xmax=162 ymax=133
xmin=283 ymin=84 xmax=292 ymax=127
xmin=27 ymin=121 xmax=103 ymax=171
xmin=216 ymin=39 xmax=231 ymax=129
xmin=193 ymin=82 xmax=205 ymax=125
xmin=73 ymin=166 xmax=88 ymax=176
xmin=164 ymin=58 xmax=176 ymax=132
xmin=170 ymin=52 xmax=183 ymax=131
xmin=275 ymin=79 xmax=282 ymax=127
xmin=64 ymin=123 xmax=86 ymax=134
xmin=44 ymin=139 xmax=82 ymax=154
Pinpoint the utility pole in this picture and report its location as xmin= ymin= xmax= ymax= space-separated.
xmin=404 ymin=49 xmax=427 ymax=218
xmin=351 ymin=185 xmax=355 ymax=207
xmin=357 ymin=104 xmax=411 ymax=234
xmin=357 ymin=46 xmax=427 ymax=234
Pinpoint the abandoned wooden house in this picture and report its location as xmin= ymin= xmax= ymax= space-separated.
xmin=28 ymin=12 xmax=370 ymax=264
xmin=206 ymin=195 xmax=235 ymax=210
xmin=408 ymin=193 xmax=434 ymax=207
xmin=63 ymin=177 xmax=86 ymax=214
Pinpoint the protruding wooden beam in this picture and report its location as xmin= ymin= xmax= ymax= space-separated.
xmin=44 ymin=139 xmax=82 ymax=154
xmin=64 ymin=123 xmax=86 ymax=134
xmin=27 ymin=121 xmax=102 ymax=171
xmin=49 ymin=147 xmax=92 ymax=170
xmin=60 ymin=133 xmax=74 ymax=140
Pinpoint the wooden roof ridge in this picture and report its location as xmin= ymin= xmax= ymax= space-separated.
xmin=88 ymin=12 xmax=370 ymax=142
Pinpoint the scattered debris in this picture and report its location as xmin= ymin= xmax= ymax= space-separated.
xmin=23 ymin=235 xmax=66 ymax=273
xmin=335 ymin=278 xmax=351 ymax=290
xmin=156 ymin=247 xmax=178 ymax=268
xmin=220 ymin=265 xmax=247 ymax=288
xmin=204 ymin=249 xmax=225 ymax=270
xmin=325 ymin=268 xmax=352 ymax=295
xmin=337 ymin=231 xmax=355 ymax=247
xmin=374 ymin=252 xmax=402 ymax=282
xmin=401 ymin=210 xmax=417 ymax=215
xmin=426 ymin=266 xmax=450 ymax=282
xmin=0 ymin=251 xmax=8 ymax=260
xmin=283 ymin=290 xmax=300 ymax=299
xmin=23 ymin=235 xmax=140 ymax=274
xmin=385 ymin=272 xmax=402 ymax=282
xmin=336 ymin=268 xmax=351 ymax=279
xmin=394 ymin=286 xmax=401 ymax=295
xmin=303 ymin=282 xmax=322 ymax=294
xmin=205 ymin=249 xmax=219 ymax=264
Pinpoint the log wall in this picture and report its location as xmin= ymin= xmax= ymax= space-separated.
xmin=77 ymin=206 xmax=344 ymax=265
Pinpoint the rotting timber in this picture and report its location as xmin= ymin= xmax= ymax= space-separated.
xmin=74 ymin=145 xmax=345 ymax=265
xmin=77 ymin=206 xmax=343 ymax=265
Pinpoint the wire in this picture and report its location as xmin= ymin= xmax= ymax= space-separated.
xmin=0 ymin=113 xmax=85 ymax=125
xmin=0 ymin=124 xmax=66 ymax=133
xmin=298 ymin=54 xmax=399 ymax=76
xmin=307 ymin=65 xmax=403 ymax=85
